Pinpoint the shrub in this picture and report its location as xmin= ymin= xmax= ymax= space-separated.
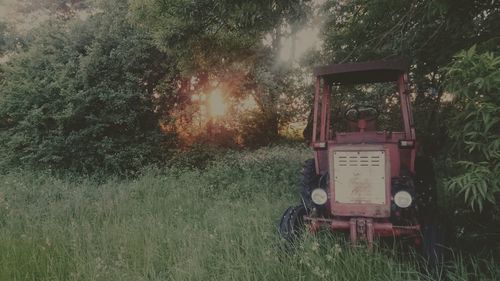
xmin=0 ymin=6 xmax=173 ymax=175
xmin=444 ymin=46 xmax=500 ymax=212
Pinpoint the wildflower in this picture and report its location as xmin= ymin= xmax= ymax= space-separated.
xmin=334 ymin=243 xmax=341 ymax=255
xmin=325 ymin=269 xmax=331 ymax=276
xmin=312 ymin=266 xmax=325 ymax=278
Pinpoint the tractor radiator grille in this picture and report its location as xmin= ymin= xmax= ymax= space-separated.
xmin=336 ymin=154 xmax=382 ymax=167
xmin=333 ymin=150 xmax=386 ymax=205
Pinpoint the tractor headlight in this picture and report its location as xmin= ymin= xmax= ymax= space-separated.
xmin=311 ymin=188 xmax=328 ymax=205
xmin=394 ymin=191 xmax=412 ymax=208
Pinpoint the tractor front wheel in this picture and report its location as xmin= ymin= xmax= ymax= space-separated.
xmin=278 ymin=205 xmax=307 ymax=243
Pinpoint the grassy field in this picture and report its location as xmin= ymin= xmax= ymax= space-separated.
xmin=0 ymin=145 xmax=498 ymax=281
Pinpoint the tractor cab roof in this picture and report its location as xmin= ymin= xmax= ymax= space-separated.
xmin=313 ymin=59 xmax=409 ymax=85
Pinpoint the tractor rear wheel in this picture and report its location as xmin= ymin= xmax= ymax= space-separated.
xmin=278 ymin=205 xmax=307 ymax=243
xmin=415 ymin=155 xmax=438 ymax=222
xmin=415 ymin=155 xmax=443 ymax=264
xmin=421 ymin=223 xmax=443 ymax=266
xmin=300 ymin=159 xmax=321 ymax=209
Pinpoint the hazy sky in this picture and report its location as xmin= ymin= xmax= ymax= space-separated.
xmin=279 ymin=0 xmax=325 ymax=62
xmin=0 ymin=0 xmax=51 ymax=33
xmin=0 ymin=0 xmax=22 ymax=18
xmin=0 ymin=0 xmax=14 ymax=19
xmin=279 ymin=26 xmax=322 ymax=62
xmin=0 ymin=0 xmax=323 ymax=60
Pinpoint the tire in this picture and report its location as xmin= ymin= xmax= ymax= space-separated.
xmin=414 ymin=155 xmax=438 ymax=224
xmin=300 ymin=159 xmax=322 ymax=209
xmin=415 ymin=155 xmax=444 ymax=264
xmin=421 ymin=223 xmax=444 ymax=266
xmin=278 ymin=205 xmax=307 ymax=243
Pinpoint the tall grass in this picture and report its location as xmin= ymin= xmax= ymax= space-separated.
xmin=0 ymin=145 xmax=498 ymax=280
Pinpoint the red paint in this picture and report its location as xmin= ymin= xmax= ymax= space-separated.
xmin=306 ymin=217 xmax=420 ymax=239
xmin=308 ymin=59 xmax=420 ymax=245
xmin=414 ymin=237 xmax=422 ymax=246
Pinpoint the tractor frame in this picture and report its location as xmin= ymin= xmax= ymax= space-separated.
xmin=280 ymin=59 xmax=434 ymax=249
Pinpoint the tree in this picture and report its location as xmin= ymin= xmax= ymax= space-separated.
xmin=0 ymin=1 xmax=174 ymax=175
xmin=319 ymin=0 xmax=500 ymax=147
xmin=12 ymin=0 xmax=88 ymax=19
xmin=130 ymin=0 xmax=309 ymax=72
xmin=316 ymin=1 xmax=500 ymax=218
xmin=239 ymin=52 xmax=310 ymax=146
xmin=130 ymin=0 xmax=311 ymax=146
xmin=0 ymin=21 xmax=11 ymax=55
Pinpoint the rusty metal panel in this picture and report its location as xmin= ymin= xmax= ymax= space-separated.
xmin=319 ymin=82 xmax=329 ymax=141
xmin=398 ymin=74 xmax=414 ymax=139
xmin=333 ymin=150 xmax=386 ymax=204
xmin=312 ymin=77 xmax=321 ymax=144
xmin=328 ymin=145 xmax=391 ymax=218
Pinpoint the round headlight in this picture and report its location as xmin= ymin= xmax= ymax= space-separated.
xmin=394 ymin=191 xmax=412 ymax=208
xmin=311 ymin=188 xmax=328 ymax=205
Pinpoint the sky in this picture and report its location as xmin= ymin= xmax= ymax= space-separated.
xmin=0 ymin=0 xmax=51 ymax=33
xmin=279 ymin=25 xmax=322 ymax=62
xmin=1 ymin=0 xmax=324 ymax=62
xmin=0 ymin=0 xmax=16 ymax=19
xmin=278 ymin=0 xmax=326 ymax=62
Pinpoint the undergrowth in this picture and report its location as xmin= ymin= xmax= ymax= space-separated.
xmin=0 ymin=145 xmax=498 ymax=280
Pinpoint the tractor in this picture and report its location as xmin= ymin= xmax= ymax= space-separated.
xmin=279 ymin=59 xmax=439 ymax=256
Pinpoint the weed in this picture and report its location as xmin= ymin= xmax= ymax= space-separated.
xmin=0 ymin=145 xmax=498 ymax=280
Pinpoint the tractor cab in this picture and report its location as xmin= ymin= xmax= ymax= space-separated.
xmin=279 ymin=59 xmax=434 ymax=250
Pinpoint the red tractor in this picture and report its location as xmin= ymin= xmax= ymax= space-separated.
xmin=279 ymin=59 xmax=439 ymax=255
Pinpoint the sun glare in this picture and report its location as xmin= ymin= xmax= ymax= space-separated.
xmin=239 ymin=96 xmax=257 ymax=111
xmin=207 ymin=89 xmax=227 ymax=117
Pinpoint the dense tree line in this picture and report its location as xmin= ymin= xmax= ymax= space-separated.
xmin=0 ymin=1 xmax=174 ymax=174
xmin=0 ymin=0 xmax=310 ymax=175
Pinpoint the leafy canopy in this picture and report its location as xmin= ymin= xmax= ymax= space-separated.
xmin=130 ymin=0 xmax=309 ymax=74
xmin=0 ymin=2 xmax=172 ymax=175
xmin=444 ymin=47 xmax=500 ymax=211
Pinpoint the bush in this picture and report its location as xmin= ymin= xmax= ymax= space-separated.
xmin=0 ymin=5 xmax=173 ymax=175
xmin=167 ymin=144 xmax=226 ymax=170
xmin=443 ymin=46 xmax=500 ymax=212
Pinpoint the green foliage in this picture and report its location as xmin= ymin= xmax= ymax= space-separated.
xmin=167 ymin=144 xmax=226 ymax=170
xmin=238 ymin=58 xmax=310 ymax=146
xmin=0 ymin=3 xmax=173 ymax=175
xmin=321 ymin=0 xmax=499 ymax=75
xmin=0 ymin=21 xmax=11 ymax=55
xmin=444 ymin=47 xmax=500 ymax=211
xmin=328 ymin=82 xmax=402 ymax=132
xmin=1 ymin=147 xmax=499 ymax=280
xmin=128 ymin=0 xmax=312 ymax=147
xmin=319 ymin=0 xmax=500 ymax=145
xmin=319 ymin=0 xmax=500 ymax=215
xmin=239 ymin=109 xmax=281 ymax=147
xmin=12 ymin=0 xmax=89 ymax=15
xmin=130 ymin=0 xmax=308 ymax=73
